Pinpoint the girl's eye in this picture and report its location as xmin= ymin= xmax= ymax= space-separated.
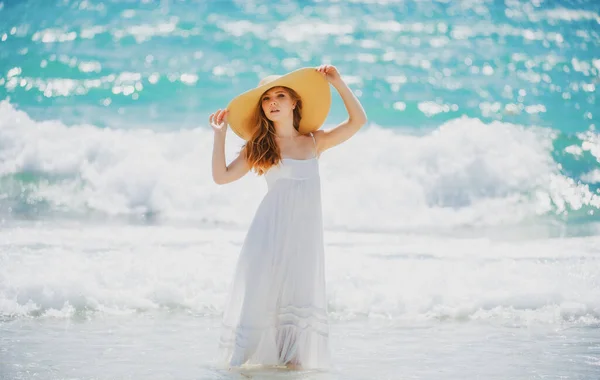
xmin=278 ymin=94 xmax=285 ymax=98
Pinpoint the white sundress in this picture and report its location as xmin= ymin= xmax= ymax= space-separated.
xmin=219 ymin=132 xmax=330 ymax=369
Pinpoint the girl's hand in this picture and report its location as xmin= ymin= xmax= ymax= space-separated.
xmin=209 ymin=109 xmax=228 ymax=135
xmin=316 ymin=64 xmax=342 ymax=85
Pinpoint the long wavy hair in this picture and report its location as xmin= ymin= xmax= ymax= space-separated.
xmin=243 ymin=86 xmax=303 ymax=175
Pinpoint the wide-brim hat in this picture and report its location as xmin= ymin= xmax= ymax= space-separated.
xmin=226 ymin=67 xmax=331 ymax=141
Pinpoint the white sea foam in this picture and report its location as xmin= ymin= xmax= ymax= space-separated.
xmin=0 ymin=101 xmax=598 ymax=229
xmin=582 ymin=169 xmax=600 ymax=184
xmin=1 ymin=223 xmax=598 ymax=326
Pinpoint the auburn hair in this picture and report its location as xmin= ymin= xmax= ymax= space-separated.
xmin=242 ymin=87 xmax=303 ymax=175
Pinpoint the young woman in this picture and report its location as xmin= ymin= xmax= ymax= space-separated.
xmin=210 ymin=65 xmax=367 ymax=370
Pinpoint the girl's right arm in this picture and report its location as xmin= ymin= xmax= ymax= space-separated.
xmin=211 ymin=109 xmax=251 ymax=185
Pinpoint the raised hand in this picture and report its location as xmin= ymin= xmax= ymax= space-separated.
xmin=316 ymin=64 xmax=342 ymax=85
xmin=209 ymin=109 xmax=228 ymax=135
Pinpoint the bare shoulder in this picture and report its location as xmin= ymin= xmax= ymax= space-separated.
xmin=298 ymin=132 xmax=316 ymax=144
xmin=310 ymin=129 xmax=326 ymax=148
xmin=310 ymin=129 xmax=326 ymax=141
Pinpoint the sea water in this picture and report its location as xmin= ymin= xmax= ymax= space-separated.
xmin=1 ymin=0 xmax=599 ymax=379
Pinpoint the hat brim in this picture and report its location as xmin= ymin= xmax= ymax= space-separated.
xmin=226 ymin=67 xmax=331 ymax=141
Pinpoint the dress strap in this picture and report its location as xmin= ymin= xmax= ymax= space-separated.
xmin=309 ymin=132 xmax=318 ymax=158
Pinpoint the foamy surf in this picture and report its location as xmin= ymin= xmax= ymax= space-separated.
xmin=1 ymin=223 xmax=598 ymax=327
xmin=1 ymin=101 xmax=598 ymax=229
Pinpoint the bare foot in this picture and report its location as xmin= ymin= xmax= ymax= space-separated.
xmin=285 ymin=362 xmax=302 ymax=371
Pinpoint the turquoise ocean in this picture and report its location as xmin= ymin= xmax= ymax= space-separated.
xmin=1 ymin=1 xmax=599 ymax=379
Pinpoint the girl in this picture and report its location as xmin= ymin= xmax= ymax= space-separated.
xmin=210 ymin=64 xmax=367 ymax=370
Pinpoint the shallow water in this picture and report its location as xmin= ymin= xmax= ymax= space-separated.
xmin=1 ymin=222 xmax=599 ymax=379
xmin=2 ymin=314 xmax=599 ymax=380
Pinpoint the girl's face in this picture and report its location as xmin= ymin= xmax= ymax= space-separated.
xmin=261 ymin=87 xmax=296 ymax=122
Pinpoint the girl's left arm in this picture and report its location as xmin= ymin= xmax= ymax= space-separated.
xmin=313 ymin=65 xmax=368 ymax=154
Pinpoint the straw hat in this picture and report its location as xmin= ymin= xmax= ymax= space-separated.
xmin=226 ymin=67 xmax=332 ymax=141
